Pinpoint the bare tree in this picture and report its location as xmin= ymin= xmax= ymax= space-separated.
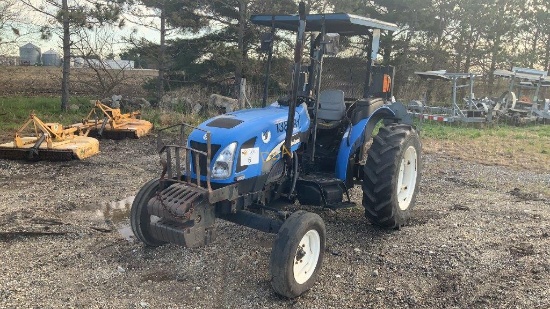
xmin=20 ymin=0 xmax=125 ymax=111
xmin=0 ymin=0 xmax=22 ymax=54
xmin=72 ymin=26 xmax=134 ymax=97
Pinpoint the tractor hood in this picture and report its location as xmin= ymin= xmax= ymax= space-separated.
xmin=187 ymin=103 xmax=310 ymax=183
xmin=189 ymin=103 xmax=310 ymax=146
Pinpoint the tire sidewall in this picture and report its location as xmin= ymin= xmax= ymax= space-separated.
xmin=130 ymin=178 xmax=166 ymax=247
xmin=391 ymin=130 xmax=422 ymax=223
xmin=270 ymin=211 xmax=326 ymax=298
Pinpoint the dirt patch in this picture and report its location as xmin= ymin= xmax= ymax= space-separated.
xmin=0 ymin=136 xmax=549 ymax=308
xmin=422 ymin=137 xmax=550 ymax=173
xmin=0 ymin=66 xmax=157 ymax=97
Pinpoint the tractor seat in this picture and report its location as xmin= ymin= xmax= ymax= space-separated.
xmin=317 ymin=90 xmax=345 ymax=121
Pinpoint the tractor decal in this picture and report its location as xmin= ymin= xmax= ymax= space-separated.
xmin=240 ymin=147 xmax=259 ymax=166
xmin=275 ymin=117 xmax=300 ymax=133
xmin=263 ymin=135 xmax=300 ymax=162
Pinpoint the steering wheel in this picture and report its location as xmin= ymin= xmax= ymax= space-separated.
xmin=297 ymin=95 xmax=316 ymax=107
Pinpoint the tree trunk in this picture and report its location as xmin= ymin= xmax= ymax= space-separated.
xmin=61 ymin=0 xmax=70 ymax=112
xmin=426 ymin=24 xmax=445 ymax=102
xmin=487 ymin=35 xmax=501 ymax=96
xmin=454 ymin=33 xmax=463 ymax=72
xmin=157 ymin=5 xmax=166 ymax=103
xmin=464 ymin=29 xmax=480 ymax=73
xmin=530 ymin=28 xmax=539 ymax=68
xmin=545 ymin=33 xmax=550 ymax=74
xmin=382 ymin=32 xmax=393 ymax=65
xmin=235 ymin=0 xmax=246 ymax=103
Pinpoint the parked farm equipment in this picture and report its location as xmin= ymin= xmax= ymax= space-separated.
xmin=493 ymin=67 xmax=550 ymax=124
xmin=70 ymin=100 xmax=153 ymax=139
xmin=0 ymin=114 xmax=99 ymax=161
xmin=411 ymin=70 xmax=489 ymax=123
xmin=409 ymin=67 xmax=550 ymax=125
xmin=130 ymin=3 xmax=421 ymax=298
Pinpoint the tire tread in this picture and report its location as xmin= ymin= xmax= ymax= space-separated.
xmin=362 ymin=124 xmax=421 ymax=229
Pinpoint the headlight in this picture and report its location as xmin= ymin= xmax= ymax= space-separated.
xmin=212 ymin=142 xmax=237 ymax=179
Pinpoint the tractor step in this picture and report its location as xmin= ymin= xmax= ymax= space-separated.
xmin=296 ymin=173 xmax=349 ymax=207
xmin=324 ymin=201 xmax=356 ymax=210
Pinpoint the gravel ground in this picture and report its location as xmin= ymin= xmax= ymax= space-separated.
xmin=0 ymin=136 xmax=549 ymax=308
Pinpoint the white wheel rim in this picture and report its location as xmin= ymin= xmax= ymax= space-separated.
xmin=293 ymin=229 xmax=321 ymax=284
xmin=396 ymin=145 xmax=418 ymax=211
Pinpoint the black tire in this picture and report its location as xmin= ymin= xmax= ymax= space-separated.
xmin=130 ymin=179 xmax=167 ymax=247
xmin=362 ymin=124 xmax=421 ymax=228
xmin=270 ymin=211 xmax=326 ymax=298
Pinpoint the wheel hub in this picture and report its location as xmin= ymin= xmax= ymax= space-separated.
xmin=396 ymin=145 xmax=418 ymax=211
xmin=293 ymin=230 xmax=321 ymax=284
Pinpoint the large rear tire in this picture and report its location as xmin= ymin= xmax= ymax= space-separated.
xmin=362 ymin=124 xmax=421 ymax=228
xmin=270 ymin=211 xmax=326 ymax=298
xmin=130 ymin=179 xmax=167 ymax=247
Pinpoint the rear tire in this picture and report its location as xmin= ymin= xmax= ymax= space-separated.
xmin=130 ymin=179 xmax=167 ymax=247
xmin=270 ymin=211 xmax=326 ymax=298
xmin=362 ymin=124 xmax=421 ymax=228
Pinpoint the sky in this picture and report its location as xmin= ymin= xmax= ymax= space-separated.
xmin=2 ymin=1 xmax=161 ymax=57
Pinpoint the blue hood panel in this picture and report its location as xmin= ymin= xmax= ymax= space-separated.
xmin=188 ymin=103 xmax=310 ymax=183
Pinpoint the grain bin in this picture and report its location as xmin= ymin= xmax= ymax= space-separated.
xmin=42 ymin=49 xmax=61 ymax=66
xmin=19 ymin=43 xmax=41 ymax=65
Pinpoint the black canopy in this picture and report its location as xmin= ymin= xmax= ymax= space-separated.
xmin=250 ymin=13 xmax=398 ymax=35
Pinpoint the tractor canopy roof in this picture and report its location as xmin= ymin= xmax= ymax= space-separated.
xmin=250 ymin=13 xmax=398 ymax=35
xmin=494 ymin=68 xmax=550 ymax=84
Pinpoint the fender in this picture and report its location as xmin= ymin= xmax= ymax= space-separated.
xmin=335 ymin=106 xmax=395 ymax=181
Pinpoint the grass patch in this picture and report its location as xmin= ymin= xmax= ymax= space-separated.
xmin=418 ymin=121 xmax=548 ymax=141
xmin=142 ymin=109 xmax=204 ymax=128
xmin=0 ymin=96 xmax=201 ymax=136
xmin=419 ymin=121 xmax=550 ymax=172
xmin=0 ymin=96 xmax=94 ymax=132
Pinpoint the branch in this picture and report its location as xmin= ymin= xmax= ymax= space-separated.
xmin=195 ymin=11 xmax=235 ymax=26
xmin=20 ymin=0 xmax=58 ymax=20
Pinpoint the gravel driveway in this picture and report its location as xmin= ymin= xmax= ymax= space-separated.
xmin=1 ymin=136 xmax=548 ymax=308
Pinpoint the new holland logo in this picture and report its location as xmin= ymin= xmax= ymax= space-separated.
xmin=261 ymin=130 xmax=271 ymax=143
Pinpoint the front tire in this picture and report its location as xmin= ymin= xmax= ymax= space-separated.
xmin=130 ymin=179 xmax=167 ymax=247
xmin=362 ymin=124 xmax=421 ymax=228
xmin=270 ymin=211 xmax=326 ymax=298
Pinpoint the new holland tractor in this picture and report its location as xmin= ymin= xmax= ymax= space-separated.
xmin=131 ymin=3 xmax=421 ymax=298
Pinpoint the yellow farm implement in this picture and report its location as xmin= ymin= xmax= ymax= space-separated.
xmin=71 ymin=101 xmax=153 ymax=139
xmin=0 ymin=114 xmax=100 ymax=161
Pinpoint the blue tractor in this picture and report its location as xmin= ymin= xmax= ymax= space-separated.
xmin=131 ymin=3 xmax=421 ymax=298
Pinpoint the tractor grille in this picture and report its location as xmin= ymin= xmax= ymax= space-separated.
xmin=189 ymin=141 xmax=221 ymax=176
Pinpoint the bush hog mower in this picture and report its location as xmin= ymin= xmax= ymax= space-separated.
xmin=70 ymin=100 xmax=153 ymax=139
xmin=0 ymin=114 xmax=99 ymax=161
xmin=131 ymin=3 xmax=421 ymax=298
